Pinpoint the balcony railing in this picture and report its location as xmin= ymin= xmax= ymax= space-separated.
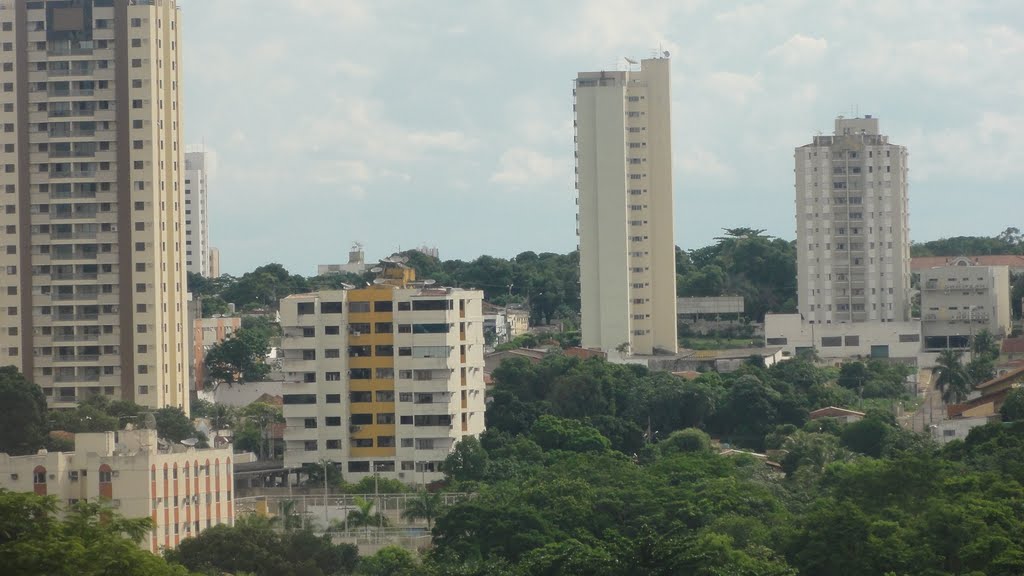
xmin=54 ymin=355 xmax=101 ymax=363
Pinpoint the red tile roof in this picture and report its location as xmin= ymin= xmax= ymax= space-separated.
xmin=809 ymin=406 xmax=866 ymax=420
xmin=976 ymin=364 xmax=1024 ymax=390
xmin=1002 ymin=337 xmax=1024 ymax=355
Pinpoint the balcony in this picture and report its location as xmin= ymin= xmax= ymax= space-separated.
xmin=49 ymin=170 xmax=98 ymax=180
xmin=54 ymin=355 xmax=101 ymax=363
xmin=53 ymin=313 xmax=100 ymax=322
xmin=52 ymin=334 xmax=101 ymax=343
xmin=51 ymin=251 xmax=99 ymax=261
xmin=51 ymin=273 xmax=99 ymax=281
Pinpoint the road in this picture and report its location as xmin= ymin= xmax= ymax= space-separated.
xmin=900 ymin=368 xmax=943 ymax=434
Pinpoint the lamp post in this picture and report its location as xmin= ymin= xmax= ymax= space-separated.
xmin=321 ymin=459 xmax=332 ymax=530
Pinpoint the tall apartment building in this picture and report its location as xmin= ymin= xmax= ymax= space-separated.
xmin=0 ymin=429 xmax=236 ymax=553
xmin=279 ymin=261 xmax=486 ymax=484
xmin=795 ymin=116 xmax=911 ymax=325
xmin=183 ymin=148 xmax=208 ymax=276
xmin=921 ymin=260 xmax=1012 ymax=350
xmin=0 ymin=0 xmax=189 ymax=413
xmin=574 ymin=57 xmax=677 ymax=356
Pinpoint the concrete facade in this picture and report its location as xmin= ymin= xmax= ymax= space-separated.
xmin=575 ymin=57 xmax=677 ymax=356
xmin=183 ymin=148 xmax=208 ymax=277
xmin=764 ymin=313 xmax=922 ymax=360
xmin=920 ymin=261 xmax=1012 ymax=349
xmin=279 ymin=264 xmax=486 ymax=485
xmin=0 ymin=429 xmax=235 ymax=553
xmin=795 ymin=116 xmax=911 ymax=325
xmin=0 ymin=0 xmax=189 ymax=413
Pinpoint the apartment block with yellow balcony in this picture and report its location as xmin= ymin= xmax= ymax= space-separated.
xmin=279 ymin=260 xmax=487 ymax=485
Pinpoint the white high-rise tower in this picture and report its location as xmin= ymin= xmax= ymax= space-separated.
xmin=574 ymin=57 xmax=677 ymax=356
xmin=795 ymin=116 xmax=911 ymax=324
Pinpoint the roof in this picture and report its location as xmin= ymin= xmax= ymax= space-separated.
xmin=976 ymin=364 xmax=1024 ymax=390
xmin=911 ymin=255 xmax=1024 ymax=270
xmin=682 ymin=347 xmax=783 ymax=361
xmin=808 ymin=406 xmax=866 ymax=419
xmin=485 ymin=348 xmax=548 ymax=362
xmin=947 ymin=387 xmax=1011 ymax=419
xmin=563 ymin=347 xmax=607 ymax=360
xmin=1002 ymin=337 xmax=1024 ymax=355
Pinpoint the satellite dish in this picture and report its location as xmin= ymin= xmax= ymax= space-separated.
xmin=373 ymin=278 xmax=386 ymax=285
xmin=395 ymin=255 xmax=409 ymax=263
xmin=180 ymin=438 xmax=199 ymax=447
xmin=340 ymin=282 xmax=355 ymax=290
xmin=423 ymin=279 xmax=436 ymax=285
xmin=370 ymin=267 xmax=383 ymax=273
xmin=663 ymin=50 xmax=670 ymax=57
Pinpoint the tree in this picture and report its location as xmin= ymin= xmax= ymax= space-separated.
xmin=934 ymin=350 xmax=972 ymax=404
xmin=153 ymin=407 xmax=196 ymax=443
xmin=1000 ymin=389 xmax=1024 ymax=422
xmin=658 ymin=428 xmax=713 ymax=455
xmin=0 ymin=490 xmax=189 ymax=575
xmin=337 ymin=496 xmax=389 ymax=538
xmin=401 ymin=490 xmax=445 ymax=530
xmin=240 ymin=402 xmax=284 ymax=460
xmin=204 ymin=326 xmax=272 ymax=387
xmin=358 ymin=545 xmax=419 ymax=576
xmin=442 ymin=436 xmax=489 ymax=482
xmin=0 ymin=366 xmax=48 ymax=456
xmin=530 ymin=415 xmax=611 ymax=453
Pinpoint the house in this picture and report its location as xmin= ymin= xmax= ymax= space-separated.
xmin=947 ymin=365 xmax=1024 ymax=420
xmin=808 ymin=406 xmax=866 ymax=424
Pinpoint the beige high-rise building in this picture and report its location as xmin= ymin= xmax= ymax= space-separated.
xmin=574 ymin=57 xmax=677 ymax=357
xmin=279 ymin=261 xmax=487 ymax=485
xmin=0 ymin=0 xmax=189 ymax=413
xmin=921 ymin=260 xmax=1012 ymax=350
xmin=183 ymin=148 xmax=208 ymax=277
xmin=795 ymin=116 xmax=911 ymax=325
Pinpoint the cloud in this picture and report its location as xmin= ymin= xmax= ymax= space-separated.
xmin=679 ymin=146 xmax=733 ymax=178
xmin=768 ymin=34 xmax=828 ymax=66
xmin=705 ymin=71 xmax=763 ymax=104
xmin=490 ymin=148 xmax=564 ymax=185
xmin=406 ymin=130 xmax=478 ymax=152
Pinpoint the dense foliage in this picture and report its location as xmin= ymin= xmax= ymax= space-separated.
xmin=0 ymin=365 xmax=49 ymax=456
xmin=403 ymin=355 xmax=1024 ymax=576
xmin=0 ymin=490 xmax=189 ymax=575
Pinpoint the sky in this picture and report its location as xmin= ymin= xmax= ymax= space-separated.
xmin=179 ymin=0 xmax=1024 ymax=276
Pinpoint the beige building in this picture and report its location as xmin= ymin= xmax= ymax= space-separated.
xmin=279 ymin=261 xmax=486 ymax=484
xmin=796 ymin=116 xmax=911 ymax=325
xmin=920 ymin=260 xmax=1012 ymax=350
xmin=0 ymin=0 xmax=189 ymax=413
xmin=183 ymin=148 xmax=208 ymax=277
xmin=0 ymin=429 xmax=235 ymax=553
xmin=764 ymin=312 xmax=922 ymax=361
xmin=207 ymin=246 xmax=219 ymax=278
xmin=574 ymin=57 xmax=677 ymax=357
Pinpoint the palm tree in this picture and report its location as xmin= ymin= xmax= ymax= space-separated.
xmin=338 ymin=496 xmax=388 ymax=538
xmin=933 ymin=349 xmax=971 ymax=404
xmin=278 ymin=499 xmax=305 ymax=532
xmin=401 ymin=490 xmax=445 ymax=531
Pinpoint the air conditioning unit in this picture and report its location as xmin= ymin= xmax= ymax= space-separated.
xmin=110 ymin=224 xmax=117 ymax=232
xmin=111 ymin=470 xmax=119 ymax=478
xmin=68 ymin=471 xmax=79 ymax=481
xmin=111 ymin=499 xmax=121 ymax=508
xmin=9 ymin=473 xmax=17 ymax=480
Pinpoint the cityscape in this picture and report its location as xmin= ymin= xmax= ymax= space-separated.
xmin=1 ymin=1 xmax=1024 ymax=575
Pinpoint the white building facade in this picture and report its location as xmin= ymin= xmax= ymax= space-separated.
xmin=920 ymin=261 xmax=1012 ymax=350
xmin=279 ymin=268 xmax=486 ymax=484
xmin=796 ymin=116 xmax=911 ymax=325
xmin=0 ymin=429 xmax=235 ymax=553
xmin=183 ymin=149 xmax=209 ymax=277
xmin=574 ymin=57 xmax=677 ymax=357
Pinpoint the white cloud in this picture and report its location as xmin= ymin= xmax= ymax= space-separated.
xmin=768 ymin=34 xmax=828 ymax=66
xmin=406 ymin=130 xmax=478 ymax=152
xmin=705 ymin=71 xmax=763 ymax=104
xmin=679 ymin=146 xmax=733 ymax=178
xmin=490 ymin=148 xmax=564 ymax=185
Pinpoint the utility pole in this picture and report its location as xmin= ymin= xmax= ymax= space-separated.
xmin=323 ymin=460 xmax=330 ymax=530
xmin=374 ymin=464 xmax=381 ymax=543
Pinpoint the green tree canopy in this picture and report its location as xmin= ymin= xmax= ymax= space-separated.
xmin=0 ymin=366 xmax=48 ymax=456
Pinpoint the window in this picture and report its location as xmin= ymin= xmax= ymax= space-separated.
xmin=326 ymin=440 xmax=341 ymax=450
xmin=350 ymin=414 xmax=373 ymax=425
xmin=375 ymin=345 xmax=393 ymax=356
xmin=375 ymin=322 xmax=393 ymax=334
xmin=325 ymin=394 xmax=341 ymax=404
xmin=303 ymin=441 xmax=317 ymax=451
xmin=401 ymin=438 xmax=414 ymax=448
xmin=303 ymin=418 xmax=317 ymax=429
xmin=350 ymin=392 xmax=372 ymax=403
xmin=348 ymin=301 xmax=370 ymax=313
xmin=397 ymin=302 xmax=411 ymax=311
xmin=766 ymin=337 xmax=788 ymax=345
xmin=899 ymin=334 xmax=920 ymax=343
xmin=283 ymin=394 xmax=317 ymax=405
xmin=351 ymin=439 xmax=373 ymax=448
xmin=844 ymin=336 xmax=860 ymax=346
xmin=377 ymin=436 xmax=395 ymax=447
xmin=376 ymin=413 xmax=395 ymax=424
xmin=376 ymin=391 xmax=395 ymax=402
xmin=325 ymin=326 xmax=340 ymax=335
xmin=320 ymin=301 xmax=343 ymax=314
xmin=399 ymin=393 xmax=412 ymax=402
xmin=374 ymin=301 xmax=393 ymax=312
xmin=348 ymin=462 xmax=370 ymax=473
xmin=400 ymin=416 xmax=413 ymax=425
xmin=821 ymin=336 xmax=842 ymax=347
xmin=325 ymin=416 xmax=342 ymax=426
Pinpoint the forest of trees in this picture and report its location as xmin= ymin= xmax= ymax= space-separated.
xmin=8 ymin=353 xmax=1023 ymax=574
xmin=189 ymin=228 xmax=1023 ymax=332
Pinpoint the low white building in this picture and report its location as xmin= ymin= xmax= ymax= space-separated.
xmin=920 ymin=260 xmax=1012 ymax=350
xmin=764 ymin=313 xmax=922 ymax=361
xmin=931 ymin=416 xmax=993 ymax=445
xmin=0 ymin=429 xmax=236 ymax=553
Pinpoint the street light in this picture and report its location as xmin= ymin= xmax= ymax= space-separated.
xmin=320 ymin=459 xmax=333 ymax=530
